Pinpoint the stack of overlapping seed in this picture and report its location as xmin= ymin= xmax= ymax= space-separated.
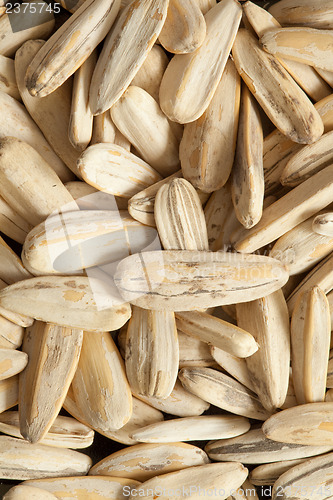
xmin=0 ymin=0 xmax=333 ymax=497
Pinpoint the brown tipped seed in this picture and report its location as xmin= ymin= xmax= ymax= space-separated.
xmin=269 ymin=214 xmax=333 ymax=276
xmin=22 ymin=210 xmax=159 ymax=275
xmin=0 ymin=349 xmax=27 ymax=381
xmin=232 ymin=29 xmax=324 ymax=145
xmin=155 ymin=178 xmax=209 ymax=251
xmin=281 ymin=131 xmax=333 ymax=187
xmin=131 ymin=45 xmax=169 ymax=103
xmin=180 ymin=59 xmax=240 ymax=193
xmin=71 ymin=331 xmax=132 ymax=433
xmin=249 ymin=459 xmax=307 ymax=486
xmin=68 ymin=50 xmax=97 ymax=151
xmin=268 ymin=0 xmax=333 ymax=29
xmin=272 ymin=452 xmax=333 ymax=500
xmin=89 ymin=0 xmax=168 ymax=115
xmin=78 ymin=143 xmax=162 ymax=198
xmin=24 ymin=477 xmax=141 ymax=499
xmin=291 ymin=287 xmax=330 ymax=404
xmin=128 ymin=171 xmax=182 ymax=227
xmin=159 ymin=0 xmax=242 ymax=124
xmin=0 ymin=1 xmax=54 ymax=57
xmin=111 ymin=86 xmax=180 ymax=177
xmin=0 ymin=137 xmax=76 ymax=226
xmin=15 ymin=40 xmax=80 ymax=178
xmin=232 ymin=83 xmax=264 ymax=229
xmin=234 ymin=164 xmax=333 ymax=253
xmin=159 ymin=0 xmax=206 ymax=54
xmin=3 ymin=485 xmax=58 ymax=500
xmin=263 ymin=402 xmax=333 ymax=446
xmin=125 ymin=306 xmax=179 ymax=399
xmin=210 ymin=346 xmax=256 ymax=392
xmin=179 ymin=367 xmax=271 ymax=420
xmin=19 ymin=322 xmax=83 ymax=444
xmin=0 ymin=435 xmax=92 ymax=479
xmin=236 ymin=290 xmax=290 ymax=412
xmin=243 ymin=1 xmax=331 ymax=102
xmin=205 ymin=428 xmax=333 ymax=464
xmin=25 ymin=0 xmax=121 ymax=98
xmin=261 ymin=28 xmax=333 ymax=73
xmin=89 ymin=442 xmax=209 ymax=481
xmin=0 ymin=276 xmax=131 ymax=331
xmin=114 ymin=250 xmax=288 ymax=311
xmin=176 ymin=311 xmax=258 ymax=358
xmin=313 ymin=213 xmax=333 ymax=237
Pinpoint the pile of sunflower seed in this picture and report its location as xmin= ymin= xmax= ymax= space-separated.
xmin=0 ymin=0 xmax=333 ymax=498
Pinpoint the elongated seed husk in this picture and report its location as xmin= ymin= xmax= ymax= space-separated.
xmin=205 ymin=428 xmax=333 ymax=464
xmin=78 ymin=143 xmax=162 ymax=198
xmin=128 ymin=171 xmax=182 ymax=227
xmin=281 ymin=131 xmax=333 ymax=186
xmin=261 ymin=28 xmax=333 ymax=73
xmin=0 ymin=137 xmax=76 ymax=226
xmin=0 ymin=349 xmax=27 ymax=381
xmin=111 ymin=86 xmax=180 ymax=177
xmin=71 ymin=331 xmax=132 ymax=433
xmin=89 ymin=442 xmax=209 ymax=481
xmin=269 ymin=0 xmax=333 ymax=29
xmin=263 ymin=402 xmax=333 ymax=446
xmin=132 ymin=462 xmax=248 ymax=500
xmin=232 ymin=83 xmax=264 ymax=229
xmin=0 ymin=412 xmax=94 ymax=449
xmin=179 ymin=367 xmax=271 ymax=420
xmin=131 ymin=415 xmax=250 ymax=443
xmin=0 ymin=435 xmax=92 ymax=479
xmin=0 ymin=237 xmax=32 ymax=285
xmin=249 ymin=458 xmax=307 ymax=486
xmin=155 ymin=178 xmax=209 ymax=251
xmin=0 ymin=194 xmax=32 ymax=244
xmin=0 ymin=91 xmax=71 ymax=182
xmin=132 ymin=378 xmax=210 ymax=417
xmin=291 ymin=287 xmax=330 ymax=404
xmin=25 ymin=477 xmax=141 ymax=499
xmin=15 ymin=40 xmax=80 ymax=178
xmin=243 ymin=1 xmax=331 ymax=102
xmin=272 ymin=452 xmax=333 ymax=500
xmin=0 ymin=276 xmax=131 ymax=331
xmin=89 ymin=0 xmax=168 ymax=115
xmin=114 ymin=250 xmax=289 ymax=311
xmin=22 ymin=210 xmax=159 ymax=275
xmin=0 ymin=375 xmax=18 ymax=413
xmin=159 ymin=0 xmax=206 ymax=54
xmin=270 ymin=214 xmax=333 ymax=276
xmin=68 ymin=50 xmax=96 ymax=151
xmin=180 ymin=59 xmax=240 ymax=193
xmin=287 ymin=251 xmax=333 ymax=313
xmin=19 ymin=322 xmax=83 ymax=443
xmin=0 ymin=315 xmax=24 ymax=350
xmin=0 ymin=55 xmax=20 ymax=101
xmin=3 ymin=485 xmax=58 ymax=500
xmin=210 ymin=346 xmax=255 ymax=392
xmin=131 ymin=45 xmax=169 ymax=103
xmin=236 ymin=290 xmax=290 ymax=412
xmin=25 ymin=0 xmax=121 ymax=98
xmin=313 ymin=213 xmax=333 ymax=237
xmin=0 ymin=2 xmax=55 ymax=57
xmin=232 ymin=29 xmax=324 ymax=145
xmin=234 ymin=165 xmax=333 ymax=253
xmin=176 ymin=311 xmax=258 ymax=358
xmin=125 ymin=307 xmax=178 ymax=399
xmin=159 ymin=0 xmax=241 ymax=124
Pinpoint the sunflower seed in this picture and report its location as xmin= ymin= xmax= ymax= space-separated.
xmin=313 ymin=212 xmax=333 ymax=237
xmin=268 ymin=0 xmax=333 ymax=30
xmin=0 ymin=349 xmax=27 ymax=381
xmin=3 ymin=485 xmax=58 ymax=500
xmin=249 ymin=458 xmax=307 ymax=486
